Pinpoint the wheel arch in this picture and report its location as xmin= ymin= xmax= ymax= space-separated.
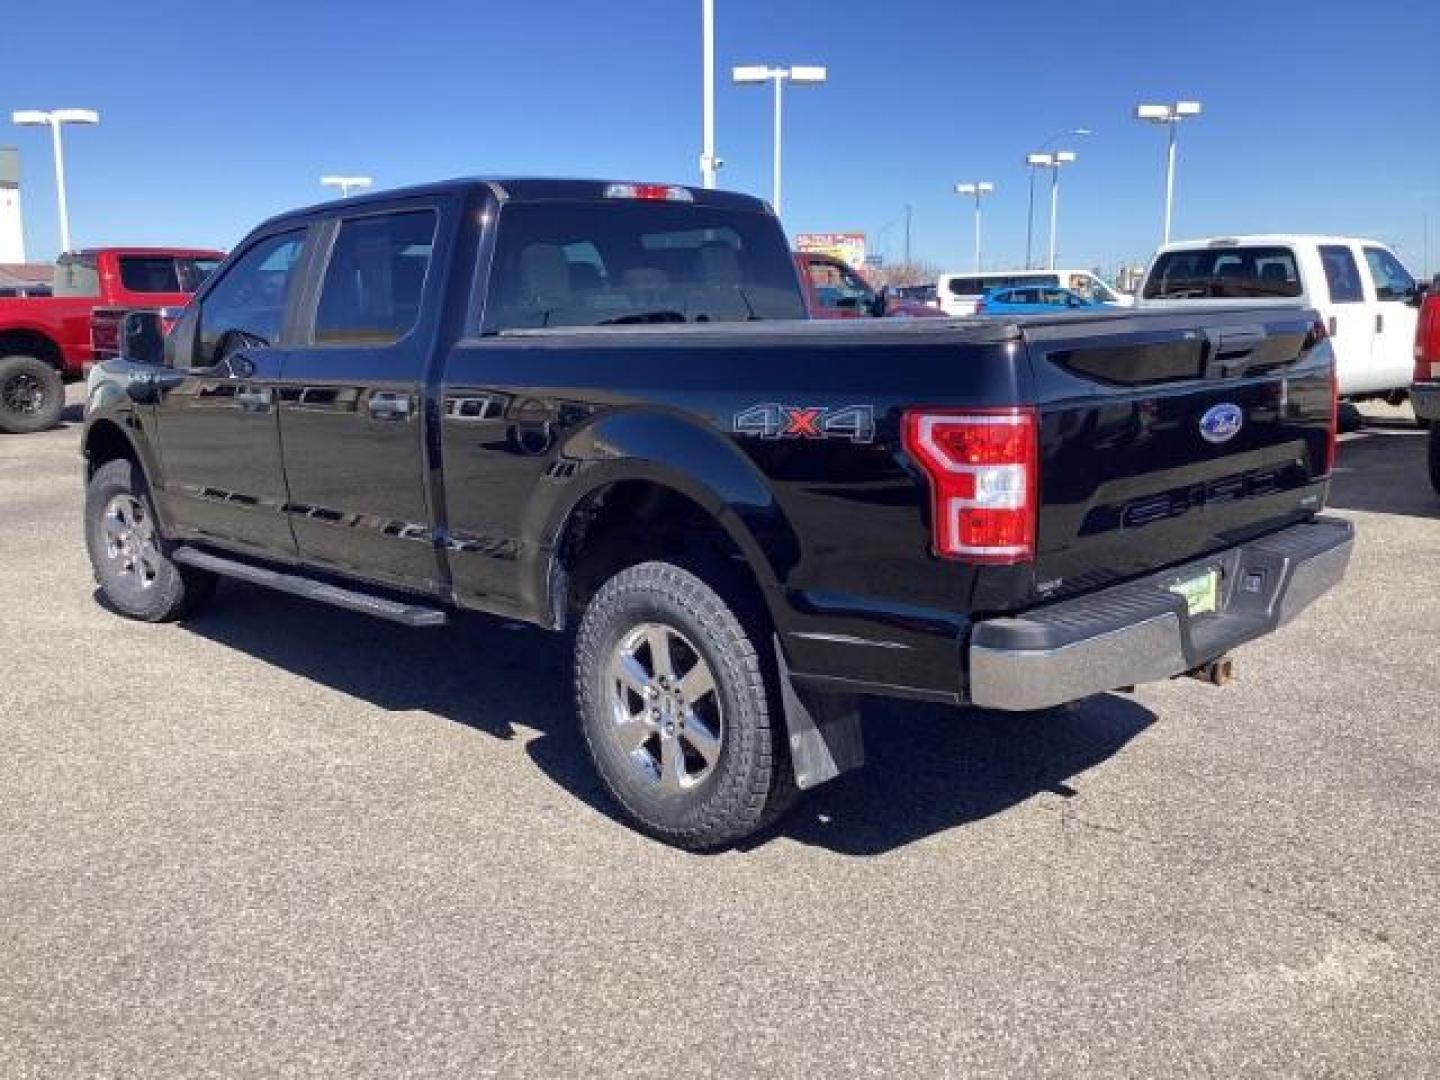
xmin=0 ymin=327 xmax=65 ymax=370
xmin=534 ymin=412 xmax=802 ymax=631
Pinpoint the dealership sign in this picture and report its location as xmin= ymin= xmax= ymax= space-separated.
xmin=794 ymin=232 xmax=866 ymax=268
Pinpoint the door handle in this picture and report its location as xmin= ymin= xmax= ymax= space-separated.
xmin=1376 ymin=312 xmax=1384 ymax=334
xmin=1328 ymin=315 xmax=1338 ymax=337
xmin=235 ymin=387 xmax=273 ymax=411
xmin=367 ymin=391 xmax=413 ymax=421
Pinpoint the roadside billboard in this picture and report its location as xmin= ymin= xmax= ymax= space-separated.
xmin=795 ymin=232 xmax=866 ymax=268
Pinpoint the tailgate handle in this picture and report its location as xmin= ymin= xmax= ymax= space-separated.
xmin=1202 ymin=325 xmax=1267 ymax=378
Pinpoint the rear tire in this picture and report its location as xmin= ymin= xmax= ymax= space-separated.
xmin=85 ymin=458 xmax=216 ymax=622
xmin=0 ymin=355 xmax=64 ymax=434
xmin=1428 ymin=426 xmax=1440 ymax=497
xmin=574 ymin=561 xmax=795 ymax=849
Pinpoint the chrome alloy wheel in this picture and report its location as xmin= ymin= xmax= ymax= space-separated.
xmin=608 ymin=622 xmax=723 ymax=793
xmin=101 ymin=493 xmax=161 ymax=590
xmin=2 ymin=371 xmax=46 ymax=415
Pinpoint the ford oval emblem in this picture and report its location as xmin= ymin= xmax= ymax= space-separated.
xmin=1199 ymin=403 xmax=1243 ymax=444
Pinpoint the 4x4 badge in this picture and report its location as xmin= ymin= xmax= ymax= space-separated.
xmin=733 ymin=403 xmax=876 ymax=443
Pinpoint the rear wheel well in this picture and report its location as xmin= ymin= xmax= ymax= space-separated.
xmin=83 ymin=419 xmax=139 ymax=479
xmin=557 ymin=481 xmax=769 ymax=634
xmin=0 ymin=330 xmax=64 ymax=370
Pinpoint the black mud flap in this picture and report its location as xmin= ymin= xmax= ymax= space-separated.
xmin=773 ymin=636 xmax=864 ymax=789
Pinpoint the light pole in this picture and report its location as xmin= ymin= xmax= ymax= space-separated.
xmin=699 ymin=0 xmax=720 ymax=188
xmin=1135 ymin=100 xmax=1201 ymax=244
xmin=1025 ymin=127 xmax=1088 ymax=269
xmin=731 ymin=64 xmax=827 ymax=217
xmin=11 ymin=108 xmax=99 ymax=254
xmin=321 ymin=175 xmax=373 ymax=198
xmin=1026 ymin=151 xmax=1076 ymax=271
xmin=954 ymin=182 xmax=995 ymax=271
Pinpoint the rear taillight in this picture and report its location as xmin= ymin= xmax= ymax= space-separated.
xmin=1325 ymin=362 xmax=1338 ymax=476
xmin=902 ymin=408 xmax=1038 ymax=563
xmin=1415 ymin=300 xmax=1439 ymax=382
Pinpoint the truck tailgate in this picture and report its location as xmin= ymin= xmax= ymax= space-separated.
xmin=1020 ymin=307 xmax=1333 ymax=601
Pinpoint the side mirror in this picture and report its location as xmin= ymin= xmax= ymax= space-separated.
xmin=119 ymin=310 xmax=166 ymax=366
xmin=1408 ymin=282 xmax=1430 ymax=308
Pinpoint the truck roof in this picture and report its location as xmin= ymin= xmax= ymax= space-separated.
xmin=1155 ymin=234 xmax=1397 ymax=252
xmin=62 ymin=246 xmax=226 ymax=259
xmin=259 ymin=177 xmax=774 ymax=232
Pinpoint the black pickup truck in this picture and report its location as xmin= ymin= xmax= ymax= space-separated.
xmin=82 ymin=178 xmax=1352 ymax=848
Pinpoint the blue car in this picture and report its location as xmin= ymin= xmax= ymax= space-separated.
xmin=979 ymin=285 xmax=1101 ymax=315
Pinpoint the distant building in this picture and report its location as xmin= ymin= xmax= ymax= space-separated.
xmin=0 ymin=147 xmax=25 ymax=263
xmin=0 ymin=262 xmax=52 ymax=297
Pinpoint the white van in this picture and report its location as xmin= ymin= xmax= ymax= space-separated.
xmin=937 ymin=269 xmax=1132 ymax=316
xmin=1137 ymin=235 xmax=1422 ymax=399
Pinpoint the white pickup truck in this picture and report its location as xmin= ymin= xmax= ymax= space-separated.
xmin=1137 ymin=234 xmax=1422 ymax=402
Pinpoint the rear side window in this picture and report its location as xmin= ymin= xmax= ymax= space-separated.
xmin=1363 ymin=246 xmax=1416 ymax=302
xmin=314 ymin=210 xmax=437 ymax=346
xmin=52 ymin=255 xmax=99 ymax=298
xmin=1143 ymin=246 xmax=1301 ymax=299
xmin=1319 ymin=245 xmax=1363 ymax=303
xmin=948 ymin=274 xmax=1058 ymax=296
xmin=118 ymin=256 xmax=183 ymax=293
xmin=483 ymin=201 xmax=805 ymax=332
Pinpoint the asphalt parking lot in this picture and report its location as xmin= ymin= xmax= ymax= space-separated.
xmin=2 ymin=391 xmax=1437 ymax=1078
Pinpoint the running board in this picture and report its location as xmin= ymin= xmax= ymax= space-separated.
xmin=172 ymin=546 xmax=449 ymax=627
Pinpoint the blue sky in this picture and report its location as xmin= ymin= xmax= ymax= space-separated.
xmin=3 ymin=0 xmax=1437 ymax=275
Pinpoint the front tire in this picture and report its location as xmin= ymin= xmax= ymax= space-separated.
xmin=574 ymin=561 xmax=795 ymax=849
xmin=85 ymin=458 xmax=216 ymax=622
xmin=0 ymin=355 xmax=64 ymax=434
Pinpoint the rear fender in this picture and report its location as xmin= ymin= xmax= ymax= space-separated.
xmin=529 ymin=409 xmax=802 ymax=624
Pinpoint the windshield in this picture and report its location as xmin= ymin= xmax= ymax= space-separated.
xmin=1143 ymin=246 xmax=1301 ymax=299
xmin=484 ymin=201 xmax=805 ymax=332
xmin=805 ymin=258 xmax=873 ymax=309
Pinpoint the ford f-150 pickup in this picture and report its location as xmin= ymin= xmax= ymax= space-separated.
xmin=0 ymin=246 xmax=222 ymax=433
xmin=81 ymin=178 xmax=1352 ymax=848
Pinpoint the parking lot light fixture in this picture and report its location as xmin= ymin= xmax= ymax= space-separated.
xmin=1025 ymin=127 xmax=1089 ymax=269
xmin=955 ymin=181 xmax=995 ymax=271
xmin=1135 ymin=100 xmax=1203 ymax=244
xmin=1025 ymin=151 xmax=1076 ymax=271
xmin=321 ymin=175 xmax=374 ymax=198
xmin=731 ymin=64 xmax=828 ymax=217
xmin=12 ymin=108 xmax=100 ymax=253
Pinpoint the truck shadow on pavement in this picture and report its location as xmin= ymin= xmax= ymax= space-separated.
xmin=1328 ymin=422 xmax=1438 ymax=519
xmin=172 ymin=584 xmax=1155 ymax=856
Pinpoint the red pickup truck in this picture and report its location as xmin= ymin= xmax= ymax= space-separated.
xmin=1412 ymin=280 xmax=1440 ymax=491
xmin=0 ymin=246 xmax=222 ymax=433
xmin=793 ymin=252 xmax=943 ymax=320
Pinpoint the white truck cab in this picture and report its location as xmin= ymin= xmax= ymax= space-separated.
xmin=938 ymin=269 xmax=1132 ymax=316
xmin=1137 ymin=235 xmax=1422 ymax=399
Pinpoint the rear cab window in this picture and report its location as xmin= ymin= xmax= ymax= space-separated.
xmin=483 ymin=201 xmax=805 ymax=332
xmin=1143 ymin=246 xmax=1301 ymax=299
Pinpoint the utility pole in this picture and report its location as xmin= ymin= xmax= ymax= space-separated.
xmin=904 ymin=203 xmax=912 ymax=265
